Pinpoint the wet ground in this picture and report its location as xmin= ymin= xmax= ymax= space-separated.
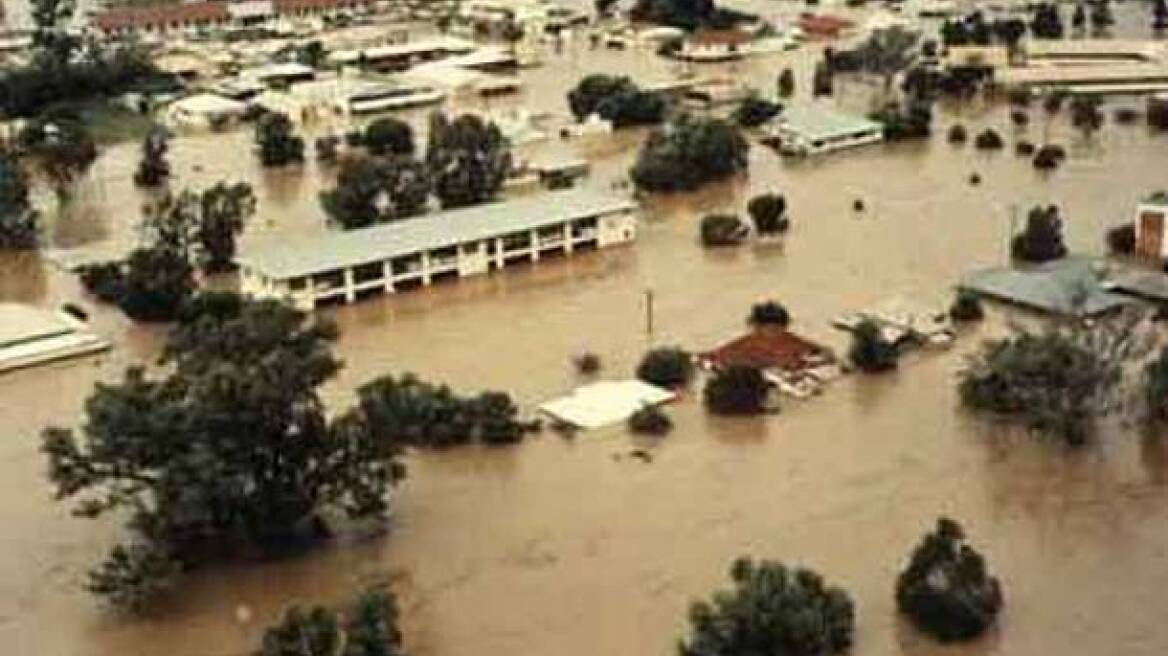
xmin=5 ymin=3 xmax=1168 ymax=655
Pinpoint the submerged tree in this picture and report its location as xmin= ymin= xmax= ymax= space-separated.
xmin=636 ymin=347 xmax=694 ymax=388
xmin=747 ymin=193 xmax=789 ymax=236
xmin=958 ymin=318 xmax=1143 ymax=444
xmin=0 ymin=150 xmax=39 ymax=249
xmin=703 ymin=366 xmax=771 ymax=415
xmin=732 ymin=94 xmax=781 ymax=128
xmin=699 ymin=213 xmax=748 ymax=247
xmin=631 ymin=114 xmax=748 ymax=193
xmin=896 ymin=518 xmax=1003 ymax=642
xmin=679 ymin=557 xmax=854 ymax=656
xmin=777 ymin=68 xmax=795 ymax=98
xmin=255 ymin=111 xmax=305 ymax=167
xmin=1011 ymin=205 xmax=1067 ymax=262
xmin=42 ymin=294 xmax=406 ymax=609
xmin=425 ymin=112 xmax=510 ymax=209
xmin=1070 ymin=94 xmax=1105 ymax=139
xmin=567 ymin=74 xmax=667 ymax=127
xmin=363 ymin=118 xmax=415 ymax=157
xmin=321 ymin=156 xmax=431 ymax=230
xmin=17 ymin=112 xmax=98 ymax=197
xmin=848 ymin=319 xmax=898 ymax=373
xmin=133 ymin=126 xmax=170 ymax=188
xmin=748 ymin=300 xmax=790 ymax=327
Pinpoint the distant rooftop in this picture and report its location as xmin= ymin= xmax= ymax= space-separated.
xmin=959 ymin=257 xmax=1132 ymax=317
xmin=237 ymin=187 xmax=636 ymax=280
xmin=778 ymin=104 xmax=883 ymax=141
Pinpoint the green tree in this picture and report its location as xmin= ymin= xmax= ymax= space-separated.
xmin=342 ymin=586 xmax=405 ymax=656
xmin=425 ymin=113 xmax=511 ymax=209
xmin=259 ymin=605 xmax=342 ymax=656
xmin=1011 ymin=204 xmax=1066 ymax=262
xmin=17 ymin=112 xmax=97 ymax=197
xmin=0 ymin=150 xmax=39 ymax=249
xmin=748 ymin=300 xmax=790 ymax=327
xmin=199 ymin=182 xmax=257 ymax=271
xmin=631 ymin=114 xmax=748 ymax=193
xmin=117 ymin=246 xmax=195 ymax=321
xmin=628 ymin=405 xmax=673 ymax=435
xmin=1143 ymin=343 xmax=1168 ymax=424
xmin=699 ymin=213 xmax=748 ymax=247
xmin=848 ymin=319 xmax=898 ymax=373
xmin=703 ymin=366 xmax=771 ymax=415
xmin=948 ymin=290 xmax=984 ymax=322
xmin=30 ymin=0 xmax=78 ymax=67
xmin=320 ymin=156 xmax=431 ymax=230
xmin=897 ymin=518 xmax=1003 ymax=642
xmin=42 ymin=294 xmax=406 ymax=609
xmin=732 ymin=94 xmax=781 ymax=128
xmin=1070 ymin=94 xmax=1104 ymax=139
xmin=958 ymin=321 xmax=1137 ymax=444
xmin=363 ymin=118 xmax=415 ymax=157
xmin=255 ymin=111 xmax=305 ymax=167
xmin=567 ymin=74 xmax=666 ymax=127
xmin=746 ymin=193 xmax=788 ymax=236
xmin=777 ymin=68 xmax=795 ymax=98
xmin=357 ymin=373 xmax=530 ymax=447
xmin=635 ymin=347 xmax=694 ymax=388
xmin=679 ymin=557 xmax=854 ymax=656
xmin=133 ymin=126 xmax=170 ymax=188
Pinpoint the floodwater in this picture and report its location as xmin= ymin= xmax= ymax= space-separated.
xmin=6 ymin=4 xmax=1168 ymax=655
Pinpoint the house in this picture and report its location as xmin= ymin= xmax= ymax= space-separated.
xmin=762 ymin=104 xmax=884 ymax=156
xmin=675 ymin=30 xmax=752 ymax=62
xmin=796 ymin=14 xmax=855 ymax=39
xmin=959 ymin=257 xmax=1132 ymax=317
xmin=236 ymin=187 xmax=638 ymax=310
xmin=1134 ymin=192 xmax=1168 ymax=259
xmin=0 ymin=304 xmax=109 ymax=374
xmin=699 ymin=327 xmax=838 ymax=398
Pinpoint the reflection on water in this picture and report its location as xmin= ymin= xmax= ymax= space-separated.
xmin=4 ymin=4 xmax=1168 ymax=655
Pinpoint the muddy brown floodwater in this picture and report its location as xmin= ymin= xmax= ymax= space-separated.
xmin=6 ymin=4 xmax=1168 ymax=655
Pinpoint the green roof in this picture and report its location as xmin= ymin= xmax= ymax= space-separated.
xmin=237 ymin=187 xmax=636 ymax=280
xmin=778 ymin=104 xmax=884 ymax=141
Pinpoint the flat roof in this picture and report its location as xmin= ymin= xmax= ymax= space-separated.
xmin=778 ymin=104 xmax=883 ymax=140
xmin=1000 ymin=63 xmax=1168 ymax=85
xmin=237 ymin=187 xmax=637 ymax=280
xmin=538 ymin=380 xmax=675 ymax=429
xmin=0 ymin=304 xmax=74 ymax=348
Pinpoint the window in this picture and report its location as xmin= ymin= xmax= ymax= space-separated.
xmin=462 ymin=242 xmax=479 ymax=254
xmin=353 ymin=262 xmax=384 ymax=283
xmin=313 ymin=270 xmax=345 ymax=289
xmin=289 ymin=277 xmax=307 ymax=291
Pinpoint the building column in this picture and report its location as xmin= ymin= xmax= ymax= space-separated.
xmin=382 ymin=260 xmax=394 ymax=293
xmin=421 ymin=253 xmax=432 ymax=285
xmin=530 ymin=229 xmax=540 ymax=262
xmin=563 ymin=223 xmax=573 ymax=254
xmin=343 ymin=268 xmax=356 ymax=303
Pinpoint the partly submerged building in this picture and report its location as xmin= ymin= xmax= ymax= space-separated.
xmin=0 ymin=304 xmax=109 ymax=374
xmin=959 ymin=257 xmax=1132 ymax=317
xmin=763 ymin=104 xmax=883 ymax=156
xmin=699 ymin=327 xmax=839 ymax=398
xmin=237 ymin=187 xmax=638 ymax=310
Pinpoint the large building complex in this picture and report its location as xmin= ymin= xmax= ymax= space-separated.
xmin=237 ymin=187 xmax=638 ymax=310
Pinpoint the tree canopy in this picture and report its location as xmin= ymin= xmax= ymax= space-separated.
xmin=321 ymin=156 xmax=431 ymax=230
xmin=363 ymin=118 xmax=415 ymax=157
xmin=747 ymin=193 xmax=788 ymax=236
xmin=42 ymin=294 xmax=406 ymax=609
xmin=679 ymin=557 xmax=854 ymax=656
xmin=255 ymin=112 xmax=305 ymax=167
xmin=425 ymin=112 xmax=511 ymax=210
xmin=1011 ymin=205 xmax=1067 ymax=262
xmin=0 ymin=150 xmax=39 ymax=249
xmin=848 ymin=319 xmax=898 ymax=373
xmin=631 ymin=114 xmax=749 ymax=193
xmin=567 ymin=74 xmax=666 ymax=127
xmin=636 ymin=347 xmax=694 ymax=388
xmin=897 ymin=518 xmax=1003 ymax=642
xmin=748 ymin=300 xmax=790 ymax=327
xmin=703 ymin=366 xmax=771 ymax=415
xmin=258 ymin=586 xmax=404 ymax=656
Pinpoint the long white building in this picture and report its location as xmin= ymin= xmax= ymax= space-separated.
xmin=237 ymin=187 xmax=638 ymax=310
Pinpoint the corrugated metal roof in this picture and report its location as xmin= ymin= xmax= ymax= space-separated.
xmin=960 ymin=257 xmax=1132 ymax=317
xmin=237 ymin=187 xmax=636 ymax=279
xmin=778 ymin=104 xmax=883 ymax=141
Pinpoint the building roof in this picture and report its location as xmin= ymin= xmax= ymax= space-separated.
xmin=170 ymin=92 xmax=248 ymax=116
xmin=959 ymin=257 xmax=1132 ymax=317
xmin=329 ymin=37 xmax=476 ymax=64
xmin=778 ymin=104 xmax=883 ymax=141
xmin=688 ymin=29 xmax=752 ymax=46
xmin=701 ymin=327 xmax=832 ymax=371
xmin=797 ymin=14 xmax=855 ymax=35
xmin=538 ymin=380 xmax=675 ymax=429
xmin=999 ymin=63 xmax=1168 ymax=86
xmin=0 ymin=304 xmax=73 ymax=349
xmin=95 ymin=2 xmax=230 ymax=31
xmin=237 ymin=187 xmax=637 ymax=279
xmin=1105 ymin=267 xmax=1168 ymax=303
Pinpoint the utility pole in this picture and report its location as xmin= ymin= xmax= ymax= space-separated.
xmin=644 ymin=288 xmax=654 ymax=342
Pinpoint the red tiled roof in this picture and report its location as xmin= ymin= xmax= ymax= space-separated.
xmin=797 ymin=14 xmax=855 ymax=36
xmin=701 ymin=327 xmax=833 ymax=372
xmin=689 ymin=29 xmax=753 ymax=46
xmin=95 ymin=2 xmax=229 ymax=30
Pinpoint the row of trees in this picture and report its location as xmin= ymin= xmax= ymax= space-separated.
xmin=78 ymin=182 xmax=256 ymax=321
xmin=258 ymin=586 xmax=403 ymax=656
xmin=680 ymin=518 xmax=1001 ymax=655
xmin=320 ymin=113 xmax=511 ymax=229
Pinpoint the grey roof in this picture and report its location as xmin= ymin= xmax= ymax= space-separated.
xmin=1104 ymin=267 xmax=1168 ymax=302
xmin=237 ymin=187 xmax=636 ymax=280
xmin=959 ymin=256 xmax=1132 ymax=317
xmin=778 ymin=104 xmax=883 ymax=141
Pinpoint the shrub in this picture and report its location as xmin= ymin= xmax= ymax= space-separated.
xmin=1106 ymin=223 xmax=1135 ymax=255
xmin=631 ymin=114 xmax=749 ymax=193
xmin=1015 ymin=140 xmax=1035 ymax=156
xmin=746 ymin=193 xmax=789 ymax=235
xmin=896 ymin=518 xmax=1003 ymax=642
xmin=949 ymin=290 xmax=984 ymax=322
xmin=573 ymin=352 xmax=602 ymax=375
xmin=703 ymin=365 xmax=771 ymax=415
xmin=78 ymin=262 xmax=126 ymax=303
xmin=635 ymin=347 xmax=693 ymax=388
xmin=848 ymin=319 xmax=898 ymax=373
xmin=628 ymin=405 xmax=673 ymax=435
xmin=947 ymin=124 xmax=968 ymax=144
xmin=700 ymin=213 xmax=748 ymax=247
xmin=733 ymin=94 xmax=782 ymax=128
xmin=1032 ymin=144 xmax=1063 ymax=168
xmin=1011 ymin=205 xmax=1066 ymax=262
xmin=748 ymin=300 xmax=790 ymax=327
xmin=679 ymin=557 xmax=854 ymax=656
xmin=973 ymin=129 xmax=1004 ymax=150
xmin=1010 ymin=109 xmax=1029 ymax=127
xmin=872 ymin=100 xmax=933 ymax=141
